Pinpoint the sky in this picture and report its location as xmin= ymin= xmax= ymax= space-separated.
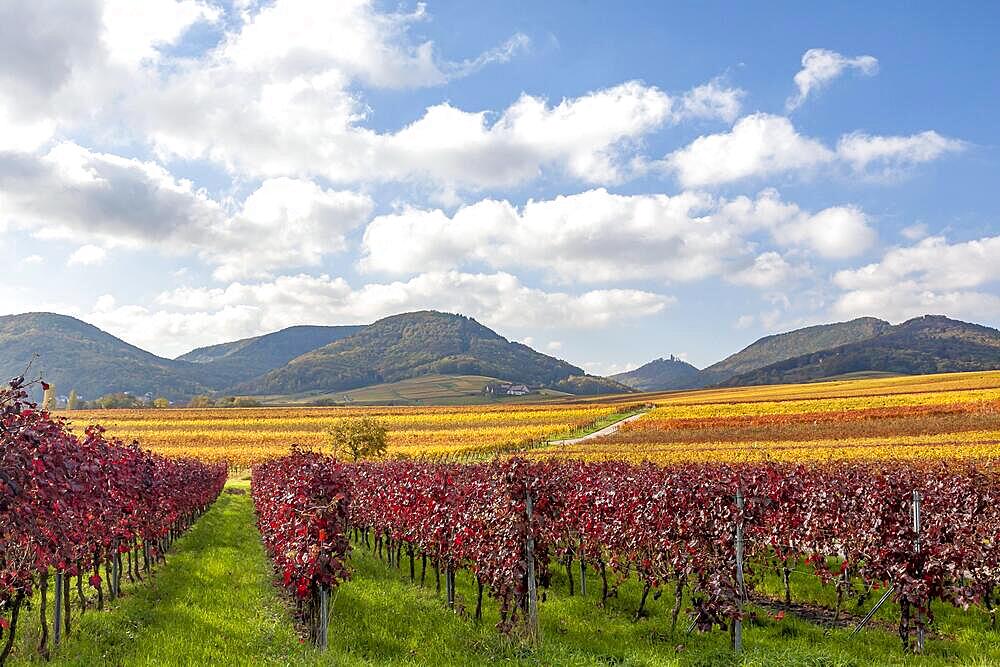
xmin=1 ymin=1 xmax=998 ymax=374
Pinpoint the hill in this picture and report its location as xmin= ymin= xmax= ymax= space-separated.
xmin=236 ymin=311 xmax=612 ymax=396
xmin=697 ymin=317 xmax=891 ymax=386
xmin=611 ymin=355 xmax=701 ymax=391
xmin=178 ymin=324 xmax=364 ymax=387
xmin=254 ymin=374 xmax=576 ymax=406
xmin=724 ymin=315 xmax=1000 ymax=386
xmin=0 ymin=312 xmax=211 ymax=401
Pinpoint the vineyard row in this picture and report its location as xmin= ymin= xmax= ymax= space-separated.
xmin=0 ymin=379 xmax=227 ymax=665
xmin=253 ymin=448 xmax=999 ymax=653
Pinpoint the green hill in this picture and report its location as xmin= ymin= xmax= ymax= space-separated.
xmin=611 ymin=355 xmax=701 ymax=391
xmin=723 ymin=315 xmax=1000 ymax=386
xmin=178 ymin=324 xmax=364 ymax=387
xmin=0 ymin=312 xmax=212 ymax=401
xmin=236 ymin=311 xmax=605 ymax=395
xmin=697 ymin=317 xmax=891 ymax=386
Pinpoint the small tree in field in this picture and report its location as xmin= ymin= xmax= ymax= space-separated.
xmin=67 ymin=389 xmax=79 ymax=410
xmin=328 ymin=417 xmax=388 ymax=462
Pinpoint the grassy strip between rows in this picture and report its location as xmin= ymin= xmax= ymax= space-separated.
xmin=13 ymin=481 xmax=998 ymax=666
xmin=547 ymin=405 xmax=651 ymax=443
xmin=7 ymin=483 xmax=308 ymax=666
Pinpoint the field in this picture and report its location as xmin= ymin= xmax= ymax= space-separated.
xmin=533 ymin=370 xmax=1000 ymax=464
xmin=59 ymin=402 xmax=632 ymax=467
xmin=11 ymin=370 xmax=999 ymax=666
xmin=61 ymin=370 xmax=1000 ymax=469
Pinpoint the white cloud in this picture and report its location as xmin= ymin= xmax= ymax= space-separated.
xmin=68 ymin=244 xmax=107 ymax=266
xmin=832 ymin=235 xmax=1000 ymax=321
xmin=130 ymin=0 xmax=716 ymax=190
xmin=663 ymin=114 xmax=963 ymax=188
xmin=101 ymin=0 xmax=220 ymax=67
xmin=771 ymin=205 xmax=875 ymax=259
xmin=447 ymin=33 xmax=532 ymax=79
xmin=900 ymin=223 xmax=929 ymax=241
xmin=23 ymin=254 xmax=44 ymax=265
xmin=836 ymin=131 xmax=965 ymax=176
xmin=787 ymin=48 xmax=878 ymax=110
xmin=0 ymin=142 xmax=222 ymax=242
xmin=86 ymin=271 xmax=671 ymax=357
xmin=545 ymin=341 xmax=563 ymax=352
xmin=834 ymin=236 xmax=1000 ymax=292
xmin=727 ymin=251 xmax=804 ymax=288
xmin=678 ymin=80 xmax=744 ymax=124
xmin=141 ymin=72 xmax=736 ymax=188
xmin=0 ymin=0 xmax=218 ymax=149
xmin=664 ymin=114 xmax=834 ymax=188
xmin=0 ymin=144 xmax=372 ymax=279
xmin=361 ymin=188 xmax=876 ymax=285
xmin=208 ymin=177 xmax=373 ymax=280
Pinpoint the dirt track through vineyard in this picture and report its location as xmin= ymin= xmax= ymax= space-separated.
xmin=545 ymin=410 xmax=650 ymax=445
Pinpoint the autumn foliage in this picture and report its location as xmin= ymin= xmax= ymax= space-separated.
xmin=253 ymin=451 xmax=999 ymax=651
xmin=0 ymin=377 xmax=226 ymax=662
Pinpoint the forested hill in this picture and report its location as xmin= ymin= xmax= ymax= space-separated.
xmin=722 ymin=315 xmax=1000 ymax=386
xmin=236 ymin=311 xmax=602 ymax=395
xmin=177 ymin=324 xmax=364 ymax=387
xmin=0 ymin=312 xmax=212 ymax=401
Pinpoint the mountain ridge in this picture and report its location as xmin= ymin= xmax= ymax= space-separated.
xmin=722 ymin=315 xmax=1000 ymax=386
xmin=4 ymin=310 xmax=1000 ymax=402
xmin=235 ymin=310 xmax=613 ymax=395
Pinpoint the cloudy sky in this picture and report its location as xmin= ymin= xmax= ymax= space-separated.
xmin=1 ymin=1 xmax=997 ymax=373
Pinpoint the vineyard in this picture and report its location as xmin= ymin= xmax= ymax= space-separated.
xmin=252 ymin=449 xmax=1000 ymax=656
xmin=5 ymin=370 xmax=1000 ymax=664
xmin=534 ymin=372 xmax=1000 ymax=464
xmin=62 ymin=403 xmax=627 ymax=467
xmin=0 ymin=378 xmax=226 ymax=665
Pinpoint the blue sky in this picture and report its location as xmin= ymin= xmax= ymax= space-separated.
xmin=1 ymin=0 xmax=997 ymax=374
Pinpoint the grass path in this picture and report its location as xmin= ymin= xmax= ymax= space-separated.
xmin=9 ymin=485 xmax=309 ymax=666
xmin=12 ymin=482 xmax=997 ymax=666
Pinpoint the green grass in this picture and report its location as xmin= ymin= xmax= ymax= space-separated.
xmin=6 ymin=483 xmax=309 ymax=666
xmin=548 ymin=405 xmax=650 ymax=442
xmin=11 ymin=484 xmax=996 ymax=666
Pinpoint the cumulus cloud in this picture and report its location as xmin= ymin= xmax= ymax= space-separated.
xmin=207 ymin=177 xmax=374 ymax=280
xmin=0 ymin=0 xmax=217 ymax=148
xmin=662 ymin=114 xmax=963 ymax=188
xmin=664 ymin=114 xmax=834 ymax=188
xmin=727 ymin=251 xmax=806 ymax=288
xmin=361 ymin=188 xmax=875 ymax=285
xmin=787 ymin=48 xmax=878 ymax=110
xmin=126 ymin=0 xmax=733 ymax=189
xmin=101 ymin=0 xmax=220 ymax=67
xmin=0 ymin=144 xmax=373 ymax=279
xmin=836 ymin=131 xmax=966 ymax=176
xmin=677 ymin=80 xmax=744 ymax=124
xmin=67 ymin=244 xmax=107 ymax=267
xmin=770 ymin=205 xmax=875 ymax=259
xmin=141 ymin=70 xmax=741 ymax=188
xmin=85 ymin=271 xmax=671 ymax=357
xmin=832 ymin=235 xmax=1000 ymax=321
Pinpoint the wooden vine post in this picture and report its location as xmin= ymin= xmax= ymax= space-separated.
xmin=53 ymin=572 xmax=63 ymax=647
xmin=316 ymin=586 xmax=330 ymax=650
xmin=524 ymin=482 xmax=540 ymax=644
xmin=912 ymin=490 xmax=924 ymax=655
xmin=734 ymin=487 xmax=745 ymax=655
